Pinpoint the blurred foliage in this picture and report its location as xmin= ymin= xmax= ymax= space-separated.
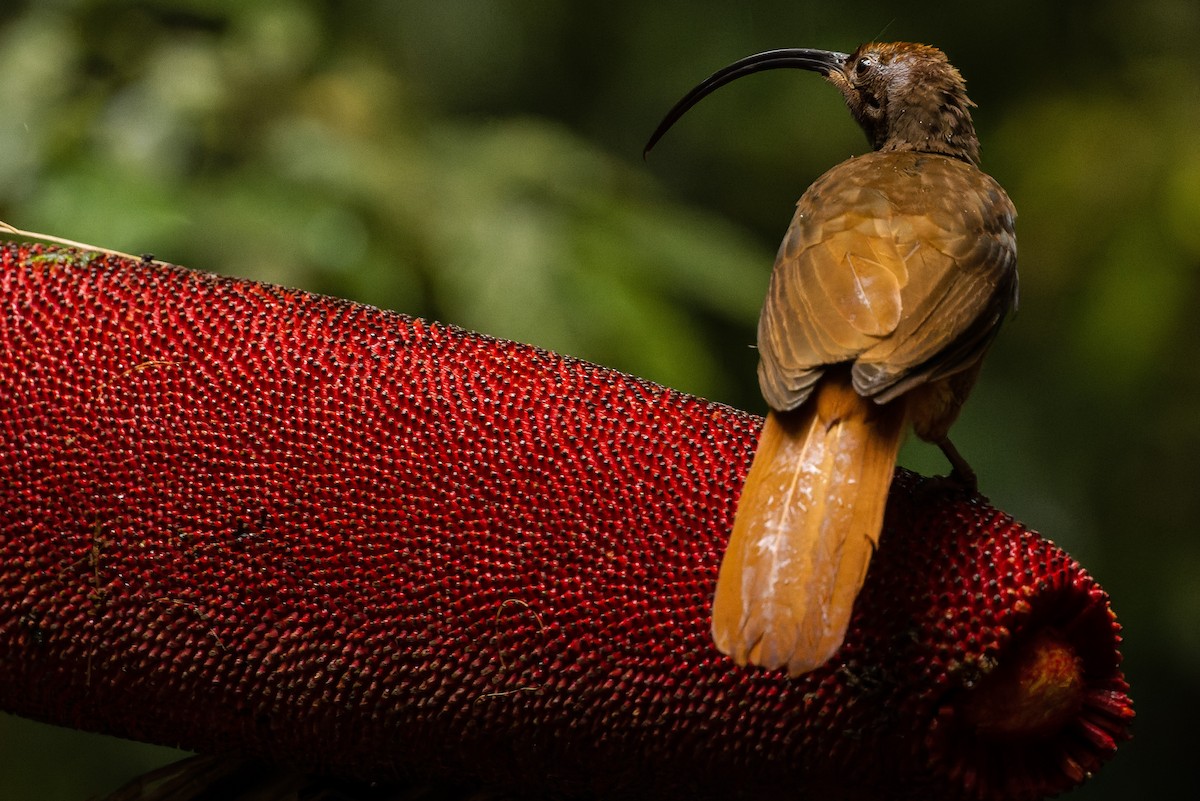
xmin=1 ymin=0 xmax=1198 ymax=799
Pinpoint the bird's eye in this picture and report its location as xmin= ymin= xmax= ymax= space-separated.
xmin=854 ymin=56 xmax=873 ymax=77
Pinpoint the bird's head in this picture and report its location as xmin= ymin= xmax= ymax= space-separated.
xmin=645 ymin=41 xmax=981 ymax=165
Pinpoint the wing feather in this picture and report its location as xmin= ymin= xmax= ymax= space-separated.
xmin=756 ymin=151 xmax=1017 ymax=411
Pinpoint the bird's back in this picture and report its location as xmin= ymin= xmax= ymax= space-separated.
xmin=757 ymin=150 xmax=1017 ymax=412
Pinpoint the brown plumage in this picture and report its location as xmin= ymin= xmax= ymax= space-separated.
xmin=647 ymin=42 xmax=1018 ymax=675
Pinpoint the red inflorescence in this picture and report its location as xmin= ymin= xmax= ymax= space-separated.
xmin=0 ymin=243 xmax=1131 ymax=801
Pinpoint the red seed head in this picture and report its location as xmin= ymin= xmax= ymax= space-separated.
xmin=0 ymin=243 xmax=1131 ymax=800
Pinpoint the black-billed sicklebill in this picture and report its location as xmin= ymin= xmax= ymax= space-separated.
xmin=646 ymin=42 xmax=1018 ymax=676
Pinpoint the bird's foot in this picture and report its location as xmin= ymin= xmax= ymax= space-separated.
xmin=915 ymin=438 xmax=981 ymax=501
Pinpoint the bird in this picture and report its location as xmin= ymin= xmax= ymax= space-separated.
xmin=644 ymin=42 xmax=1018 ymax=676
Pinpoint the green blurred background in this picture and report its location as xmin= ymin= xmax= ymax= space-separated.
xmin=1 ymin=0 xmax=1196 ymax=798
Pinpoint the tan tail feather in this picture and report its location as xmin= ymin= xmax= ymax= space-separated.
xmin=712 ymin=374 xmax=906 ymax=676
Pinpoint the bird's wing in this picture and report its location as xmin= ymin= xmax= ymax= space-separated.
xmin=757 ymin=152 xmax=1017 ymax=411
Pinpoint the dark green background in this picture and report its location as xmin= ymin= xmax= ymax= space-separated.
xmin=1 ymin=1 xmax=1195 ymax=798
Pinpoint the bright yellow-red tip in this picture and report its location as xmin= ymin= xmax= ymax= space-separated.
xmin=964 ymin=632 xmax=1085 ymax=738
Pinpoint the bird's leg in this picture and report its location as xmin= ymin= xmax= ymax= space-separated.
xmin=936 ymin=436 xmax=978 ymax=493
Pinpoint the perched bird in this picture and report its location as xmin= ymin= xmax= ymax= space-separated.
xmin=645 ymin=43 xmax=1018 ymax=676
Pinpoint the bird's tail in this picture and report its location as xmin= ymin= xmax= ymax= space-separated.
xmin=712 ymin=371 xmax=907 ymax=676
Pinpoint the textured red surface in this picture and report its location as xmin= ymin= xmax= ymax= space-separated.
xmin=0 ymin=243 xmax=1131 ymax=800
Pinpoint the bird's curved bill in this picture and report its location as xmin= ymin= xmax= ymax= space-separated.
xmin=643 ymin=48 xmax=849 ymax=157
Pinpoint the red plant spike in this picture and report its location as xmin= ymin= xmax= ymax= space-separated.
xmin=0 ymin=243 xmax=1131 ymax=801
